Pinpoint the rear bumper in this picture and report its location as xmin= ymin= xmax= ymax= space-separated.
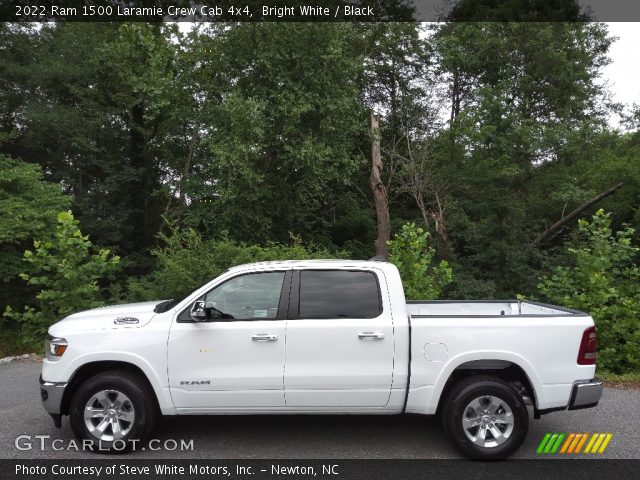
xmin=568 ymin=379 xmax=603 ymax=410
xmin=39 ymin=375 xmax=67 ymax=427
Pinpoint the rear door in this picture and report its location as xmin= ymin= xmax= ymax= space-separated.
xmin=283 ymin=268 xmax=395 ymax=408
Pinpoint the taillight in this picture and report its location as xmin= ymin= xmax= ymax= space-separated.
xmin=577 ymin=326 xmax=597 ymax=365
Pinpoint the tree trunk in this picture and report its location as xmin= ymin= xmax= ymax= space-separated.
xmin=431 ymin=191 xmax=453 ymax=254
xmin=369 ymin=112 xmax=390 ymax=258
xmin=450 ymin=72 xmax=461 ymax=123
xmin=536 ymin=182 xmax=624 ymax=243
xmin=128 ymin=99 xmax=151 ymax=252
xmin=414 ymin=190 xmax=453 ymax=256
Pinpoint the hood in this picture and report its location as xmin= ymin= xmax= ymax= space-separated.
xmin=50 ymin=301 xmax=165 ymax=334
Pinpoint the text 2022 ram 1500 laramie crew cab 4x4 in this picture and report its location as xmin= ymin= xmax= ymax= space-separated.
xmin=40 ymin=260 xmax=602 ymax=459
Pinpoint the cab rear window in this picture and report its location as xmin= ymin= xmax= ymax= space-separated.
xmin=299 ymin=270 xmax=382 ymax=319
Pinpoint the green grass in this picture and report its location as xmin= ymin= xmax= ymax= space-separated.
xmin=598 ymin=370 xmax=640 ymax=384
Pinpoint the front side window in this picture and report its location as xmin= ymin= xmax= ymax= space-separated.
xmin=298 ymin=270 xmax=382 ymax=319
xmin=202 ymin=271 xmax=286 ymax=320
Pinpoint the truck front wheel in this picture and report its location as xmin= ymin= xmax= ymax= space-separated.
xmin=69 ymin=370 xmax=157 ymax=452
xmin=441 ymin=375 xmax=529 ymax=460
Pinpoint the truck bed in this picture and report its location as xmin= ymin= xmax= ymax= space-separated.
xmin=402 ymin=299 xmax=594 ymax=415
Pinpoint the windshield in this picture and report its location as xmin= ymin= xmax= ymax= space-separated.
xmin=155 ymin=271 xmax=234 ymax=313
xmin=154 ymin=286 xmax=202 ymax=313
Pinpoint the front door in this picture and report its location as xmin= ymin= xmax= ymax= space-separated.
xmin=168 ymin=270 xmax=290 ymax=410
xmin=284 ymin=269 xmax=395 ymax=408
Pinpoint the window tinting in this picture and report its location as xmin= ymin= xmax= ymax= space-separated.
xmin=299 ymin=270 xmax=382 ymax=319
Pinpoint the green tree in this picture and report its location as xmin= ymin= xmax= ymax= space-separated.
xmin=1 ymin=19 xmax=632 ymax=311
xmin=0 ymin=155 xmax=70 ymax=310
xmin=1 ymin=23 xmax=187 ymax=259
xmin=181 ymin=23 xmax=369 ymax=246
xmin=388 ymin=223 xmax=453 ymax=299
xmin=431 ymin=21 xmax=613 ymax=297
xmin=538 ymin=210 xmax=640 ymax=373
xmin=4 ymin=211 xmax=120 ymax=345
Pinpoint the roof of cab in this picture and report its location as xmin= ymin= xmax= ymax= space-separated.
xmin=227 ymin=259 xmax=389 ymax=272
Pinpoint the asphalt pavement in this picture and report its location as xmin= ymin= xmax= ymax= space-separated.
xmin=1 ymin=360 xmax=638 ymax=459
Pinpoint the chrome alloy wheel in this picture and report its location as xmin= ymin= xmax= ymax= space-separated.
xmin=83 ymin=389 xmax=135 ymax=442
xmin=461 ymin=395 xmax=514 ymax=448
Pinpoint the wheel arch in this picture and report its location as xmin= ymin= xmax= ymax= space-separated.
xmin=433 ymin=354 xmax=541 ymax=414
xmin=60 ymin=361 xmax=161 ymax=416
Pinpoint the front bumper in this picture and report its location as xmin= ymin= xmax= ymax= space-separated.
xmin=568 ymin=379 xmax=603 ymax=410
xmin=39 ymin=375 xmax=67 ymax=427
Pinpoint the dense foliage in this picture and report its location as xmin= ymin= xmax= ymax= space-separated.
xmin=0 ymin=17 xmax=638 ymax=369
xmin=388 ymin=223 xmax=453 ymax=299
xmin=3 ymin=212 xmax=120 ymax=346
xmin=126 ymin=227 xmax=347 ymax=302
xmin=0 ymin=155 xmax=70 ymax=310
xmin=538 ymin=211 xmax=640 ymax=373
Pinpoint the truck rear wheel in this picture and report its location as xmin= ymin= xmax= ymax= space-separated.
xmin=69 ymin=370 xmax=157 ymax=452
xmin=441 ymin=375 xmax=529 ymax=460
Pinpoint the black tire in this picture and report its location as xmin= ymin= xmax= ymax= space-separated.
xmin=70 ymin=370 xmax=158 ymax=453
xmin=441 ymin=375 xmax=529 ymax=460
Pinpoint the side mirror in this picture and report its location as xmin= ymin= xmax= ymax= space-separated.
xmin=189 ymin=301 xmax=208 ymax=321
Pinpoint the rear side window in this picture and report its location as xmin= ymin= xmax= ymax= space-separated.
xmin=299 ymin=270 xmax=382 ymax=319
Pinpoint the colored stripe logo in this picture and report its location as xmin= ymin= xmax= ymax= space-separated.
xmin=537 ymin=433 xmax=613 ymax=454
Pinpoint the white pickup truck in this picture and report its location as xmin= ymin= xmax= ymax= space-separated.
xmin=40 ymin=259 xmax=602 ymax=459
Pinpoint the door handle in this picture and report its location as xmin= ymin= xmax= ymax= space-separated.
xmin=358 ymin=332 xmax=385 ymax=340
xmin=251 ymin=334 xmax=278 ymax=342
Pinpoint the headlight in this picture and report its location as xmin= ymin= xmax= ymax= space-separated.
xmin=45 ymin=334 xmax=68 ymax=361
